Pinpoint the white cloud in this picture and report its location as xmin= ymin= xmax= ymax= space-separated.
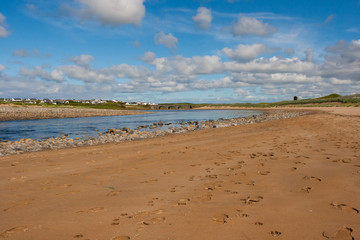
xmin=141 ymin=51 xmax=156 ymax=63
xmin=0 ymin=13 xmax=10 ymax=38
xmin=321 ymin=40 xmax=360 ymax=81
xmin=60 ymin=65 xmax=114 ymax=83
xmin=225 ymin=56 xmax=317 ymax=74
xmin=8 ymin=39 xmax=360 ymax=100
xmin=154 ymin=32 xmax=178 ymax=49
xmin=192 ymin=7 xmax=212 ymax=30
xmin=232 ymin=16 xmax=277 ymax=37
xmin=69 ymin=54 xmax=95 ymax=68
xmin=325 ymin=39 xmax=360 ymax=63
xmin=222 ymin=44 xmax=277 ymax=62
xmin=172 ymin=55 xmax=223 ymax=75
xmin=20 ymin=66 xmax=64 ymax=83
xmin=77 ymin=0 xmax=145 ymax=26
xmin=0 ymin=64 xmax=6 ymax=72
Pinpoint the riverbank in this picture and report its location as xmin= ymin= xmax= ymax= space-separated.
xmin=0 ymin=110 xmax=306 ymax=156
xmin=0 ymin=105 xmax=149 ymax=121
xmin=0 ymin=108 xmax=359 ymax=239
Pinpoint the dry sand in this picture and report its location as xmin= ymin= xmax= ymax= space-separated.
xmin=0 ymin=108 xmax=359 ymax=239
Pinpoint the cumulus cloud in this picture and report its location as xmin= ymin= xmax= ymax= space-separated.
xmin=0 ymin=13 xmax=10 ymax=38
xmin=325 ymin=39 xmax=360 ymax=63
xmin=20 ymin=66 xmax=64 ymax=83
xmin=141 ymin=51 xmax=156 ymax=63
xmin=232 ymin=16 xmax=277 ymax=37
xmin=321 ymin=39 xmax=360 ymax=81
xmin=76 ymin=0 xmax=145 ymax=26
xmin=154 ymin=32 xmax=178 ymax=49
xmin=193 ymin=7 xmax=212 ymax=30
xmin=222 ymin=44 xmax=277 ymax=62
xmin=224 ymin=56 xmax=317 ymax=74
xmin=69 ymin=54 xmax=95 ymax=68
xmin=172 ymin=55 xmax=223 ymax=75
xmin=9 ymin=39 xmax=360 ymax=100
xmin=60 ymin=65 xmax=114 ymax=83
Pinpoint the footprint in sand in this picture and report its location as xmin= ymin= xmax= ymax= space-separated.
xmin=303 ymin=176 xmax=322 ymax=182
xmin=150 ymin=216 xmax=166 ymax=224
xmin=255 ymin=222 xmax=263 ymax=226
xmin=240 ymin=196 xmax=263 ymax=205
xmin=212 ymin=214 xmax=230 ymax=224
xmin=141 ymin=179 xmax=158 ymax=183
xmin=0 ymin=226 xmax=28 ymax=238
xmin=73 ymin=234 xmax=84 ymax=238
xmin=196 ymin=192 xmax=213 ymax=202
xmin=76 ymin=207 xmax=104 ymax=214
xmin=190 ymin=164 xmax=201 ymax=167
xmin=330 ymin=202 xmax=359 ymax=214
xmin=235 ymin=210 xmax=249 ymax=218
xmin=299 ymin=186 xmax=312 ymax=193
xmin=322 ymin=226 xmax=354 ymax=240
xmin=206 ymin=174 xmax=218 ymax=179
xmin=111 ymin=218 xmax=120 ymax=226
xmin=333 ymin=159 xmax=352 ymax=164
xmin=163 ymin=170 xmax=174 ymax=175
xmin=111 ymin=236 xmax=130 ymax=240
xmin=269 ymin=230 xmax=282 ymax=237
xmin=246 ymin=180 xmax=255 ymax=186
xmin=3 ymin=199 xmax=32 ymax=212
xmin=258 ymin=171 xmax=270 ymax=175
xmin=177 ymin=198 xmax=190 ymax=206
xmin=107 ymin=190 xmax=121 ymax=197
xmin=204 ymin=181 xmax=223 ymax=190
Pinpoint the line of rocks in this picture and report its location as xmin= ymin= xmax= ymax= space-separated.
xmin=0 ymin=106 xmax=149 ymax=121
xmin=0 ymin=110 xmax=308 ymax=156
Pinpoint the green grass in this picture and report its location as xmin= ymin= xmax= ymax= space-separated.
xmin=2 ymin=93 xmax=360 ymax=109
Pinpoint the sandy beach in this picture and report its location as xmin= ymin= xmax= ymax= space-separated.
xmin=0 ymin=105 xmax=149 ymax=121
xmin=0 ymin=108 xmax=359 ymax=239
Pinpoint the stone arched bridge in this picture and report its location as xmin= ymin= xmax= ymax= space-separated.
xmin=152 ymin=105 xmax=192 ymax=110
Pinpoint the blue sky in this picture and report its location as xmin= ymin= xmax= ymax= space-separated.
xmin=0 ymin=0 xmax=360 ymax=103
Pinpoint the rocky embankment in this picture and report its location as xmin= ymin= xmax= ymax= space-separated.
xmin=0 ymin=105 xmax=148 ymax=121
xmin=0 ymin=110 xmax=308 ymax=156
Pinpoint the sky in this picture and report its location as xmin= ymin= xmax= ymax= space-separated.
xmin=0 ymin=0 xmax=360 ymax=103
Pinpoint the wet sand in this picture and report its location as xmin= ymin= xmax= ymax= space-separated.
xmin=0 ymin=108 xmax=359 ymax=239
xmin=0 ymin=105 xmax=149 ymax=121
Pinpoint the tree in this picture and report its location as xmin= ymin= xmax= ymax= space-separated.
xmin=293 ymin=96 xmax=298 ymax=101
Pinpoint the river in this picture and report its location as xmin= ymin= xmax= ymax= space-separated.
xmin=0 ymin=109 xmax=262 ymax=141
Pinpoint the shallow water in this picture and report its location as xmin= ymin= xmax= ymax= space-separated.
xmin=0 ymin=109 xmax=262 ymax=141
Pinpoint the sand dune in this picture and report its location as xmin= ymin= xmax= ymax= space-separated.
xmin=0 ymin=108 xmax=359 ymax=239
